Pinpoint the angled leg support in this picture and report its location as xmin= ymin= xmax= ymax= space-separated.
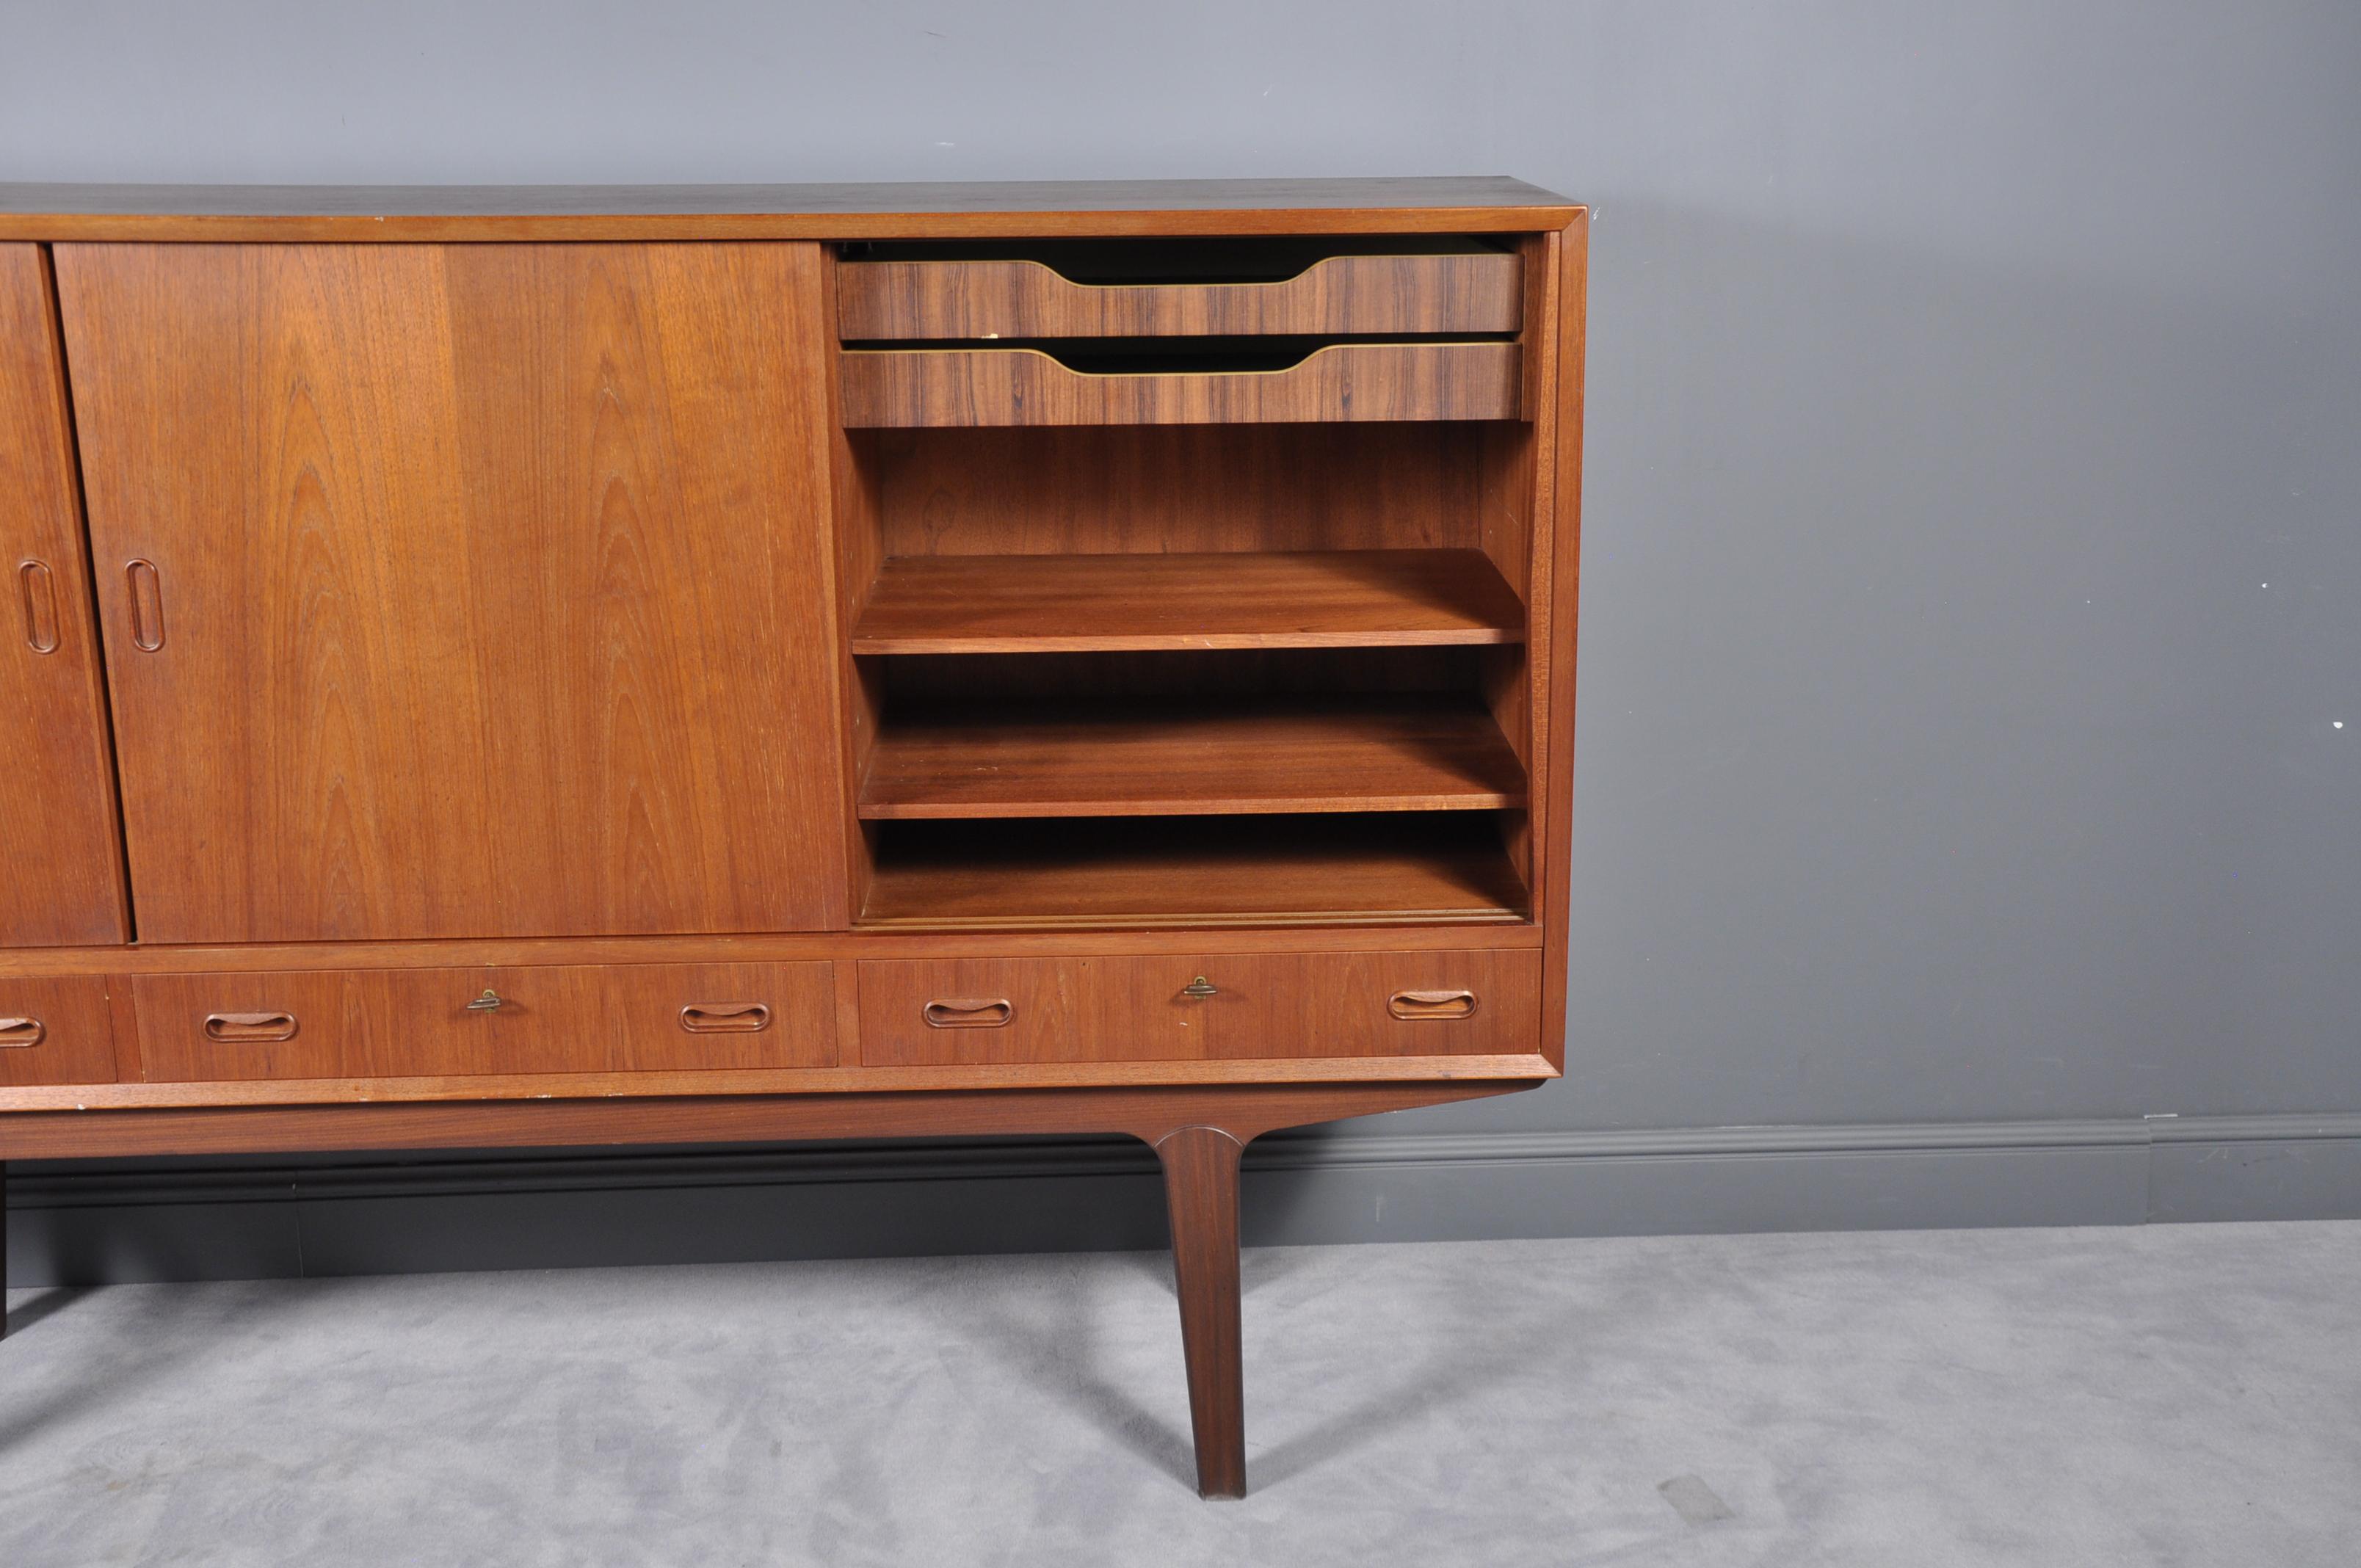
xmin=1153 ymin=1125 xmax=1247 ymax=1498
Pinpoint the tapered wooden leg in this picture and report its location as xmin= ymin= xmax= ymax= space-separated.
xmin=1153 ymin=1125 xmax=1247 ymax=1498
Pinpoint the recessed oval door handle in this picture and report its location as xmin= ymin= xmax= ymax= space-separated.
xmin=680 ymin=1002 xmax=772 ymax=1034
xmin=0 ymin=1016 xmax=44 ymax=1049
xmin=1388 ymin=989 xmax=1479 ymax=1022
xmin=126 ymin=559 xmax=165 ymax=651
xmin=18 ymin=560 xmax=60 ymax=653
xmin=204 ymin=1011 xmax=297 ymax=1043
xmin=922 ymin=997 xmax=1012 ymax=1029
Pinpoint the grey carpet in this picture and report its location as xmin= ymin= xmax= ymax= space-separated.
xmin=3 ymin=1222 xmax=2355 ymax=1566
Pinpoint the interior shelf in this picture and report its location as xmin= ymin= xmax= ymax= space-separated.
xmin=859 ymin=814 xmax=1531 ymax=930
xmin=860 ymin=696 xmax=1526 ymax=819
xmin=850 ymin=548 xmax=1526 ymax=654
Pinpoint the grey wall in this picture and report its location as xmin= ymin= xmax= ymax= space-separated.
xmin=4 ymin=1 xmax=2358 ymax=1277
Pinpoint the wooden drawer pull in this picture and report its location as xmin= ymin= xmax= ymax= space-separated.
xmin=923 ymin=997 xmax=1013 ymax=1029
xmin=1388 ymin=989 xmax=1479 ymax=1022
xmin=0 ymin=1016 xmax=43 ymax=1049
xmin=680 ymin=1002 xmax=772 ymax=1034
xmin=126 ymin=559 xmax=166 ymax=650
xmin=18 ymin=560 xmax=60 ymax=653
xmin=204 ymin=1010 xmax=297 ymax=1043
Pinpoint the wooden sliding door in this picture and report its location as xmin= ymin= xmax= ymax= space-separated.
xmin=56 ymin=242 xmax=848 ymax=943
xmin=0 ymin=244 xmax=127 ymax=947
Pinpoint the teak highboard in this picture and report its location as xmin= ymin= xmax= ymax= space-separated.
xmin=0 ymin=177 xmax=1586 ymax=1498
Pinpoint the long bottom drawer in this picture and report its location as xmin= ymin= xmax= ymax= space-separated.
xmin=858 ymin=949 xmax=1539 ymax=1067
xmin=134 ymin=962 xmax=838 ymax=1081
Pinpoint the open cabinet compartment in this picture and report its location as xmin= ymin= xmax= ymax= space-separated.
xmin=827 ymin=233 xmax=1552 ymax=932
xmin=861 ymin=813 xmax=1532 ymax=931
xmin=833 ymin=424 xmax=1545 ymax=929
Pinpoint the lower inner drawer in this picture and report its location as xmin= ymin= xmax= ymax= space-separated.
xmin=857 ymin=948 xmax=1539 ymax=1067
xmin=134 ymin=962 xmax=838 ymax=1081
xmin=839 ymin=341 xmax=1524 ymax=427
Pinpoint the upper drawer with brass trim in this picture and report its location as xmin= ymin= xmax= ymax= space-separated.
xmin=857 ymin=948 xmax=1539 ymax=1067
xmin=837 ymin=240 xmax=1523 ymax=340
xmin=0 ymin=976 xmax=118 ymax=1087
xmin=133 ymin=962 xmax=837 ymax=1082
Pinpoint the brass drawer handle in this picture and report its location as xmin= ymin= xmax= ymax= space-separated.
xmin=0 ymin=1016 xmax=44 ymax=1049
xmin=1180 ymin=976 xmax=1219 ymax=1000
xmin=1388 ymin=989 xmax=1479 ymax=1022
xmin=205 ymin=1011 xmax=297 ymax=1043
xmin=465 ymin=990 xmax=505 ymax=1012
xmin=680 ymin=1002 xmax=772 ymax=1034
xmin=923 ymin=997 xmax=1012 ymax=1029
xmin=18 ymin=560 xmax=60 ymax=653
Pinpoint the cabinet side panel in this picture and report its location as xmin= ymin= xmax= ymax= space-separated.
xmin=1539 ymin=215 xmax=1589 ymax=1072
xmin=0 ymin=243 xmax=128 ymax=947
xmin=55 ymin=242 xmax=849 ymax=943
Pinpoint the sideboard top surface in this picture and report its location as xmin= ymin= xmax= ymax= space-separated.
xmin=0 ymin=176 xmax=1581 ymax=242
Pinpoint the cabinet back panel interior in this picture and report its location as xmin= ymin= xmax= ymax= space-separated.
xmin=859 ymin=813 xmax=1532 ymax=931
xmin=859 ymin=424 xmax=1511 ymax=564
xmin=880 ymin=647 xmax=1479 ymax=701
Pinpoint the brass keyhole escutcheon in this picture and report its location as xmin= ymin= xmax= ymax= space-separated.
xmin=465 ymin=989 xmax=504 ymax=1013
xmin=1180 ymin=976 xmax=1219 ymax=999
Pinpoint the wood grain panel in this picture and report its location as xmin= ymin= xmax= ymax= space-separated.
xmin=840 ymin=342 xmax=1521 ymax=427
xmin=133 ymin=961 xmax=835 ymax=1082
xmin=55 ymin=242 xmax=848 ymax=943
xmin=822 ymin=252 xmax=887 ymax=915
xmin=837 ymin=251 xmax=1521 ymax=338
xmin=0 ymin=244 xmax=128 ymax=947
xmin=0 ymin=178 xmax=1582 ymax=243
xmin=861 ymin=816 xmax=1530 ymax=930
xmin=0 ymin=1080 xmax=1545 ymax=1162
xmin=1539 ymin=214 xmax=1590 ymax=1074
xmin=872 ymin=424 xmax=1486 ymax=558
xmin=0 ymin=1053 xmax=1553 ymax=1117
xmin=0 ymin=923 xmax=1539 ymax=981
xmin=0 ymin=976 xmax=117 ymax=1086
xmin=859 ymin=948 xmax=1539 ymax=1066
xmin=852 ymin=549 xmax=1523 ymax=653
xmin=861 ymin=698 xmax=1527 ymax=819
xmin=1476 ymin=233 xmax=1560 ymax=886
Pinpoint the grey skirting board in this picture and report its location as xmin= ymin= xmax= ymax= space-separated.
xmin=7 ymin=1112 xmax=2360 ymax=1286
